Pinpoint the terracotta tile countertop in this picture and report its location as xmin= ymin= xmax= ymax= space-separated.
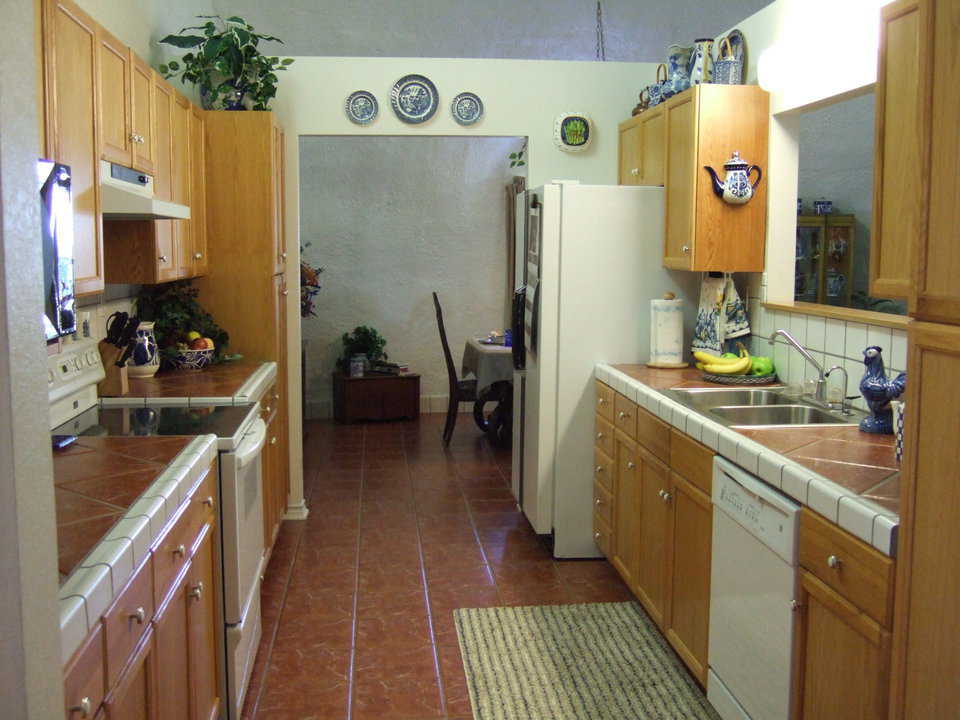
xmin=53 ymin=436 xmax=191 ymax=581
xmin=104 ymin=360 xmax=276 ymax=404
xmin=600 ymin=364 xmax=899 ymax=555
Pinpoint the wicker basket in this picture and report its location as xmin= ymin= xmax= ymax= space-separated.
xmin=701 ymin=371 xmax=778 ymax=385
xmin=170 ymin=348 xmax=215 ymax=371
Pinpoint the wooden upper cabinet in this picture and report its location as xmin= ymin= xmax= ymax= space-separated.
xmin=96 ymin=26 xmax=131 ymax=166
xmin=171 ymin=92 xmax=192 ymax=278
xmin=618 ymin=105 xmax=666 ymax=187
xmin=190 ymin=106 xmax=208 ymax=276
xmin=662 ymin=84 xmax=769 ymax=272
xmin=793 ymin=570 xmax=891 ymax=720
xmin=272 ymin=122 xmax=287 ymax=275
xmin=871 ymin=0 xmax=923 ymax=301
xmin=42 ymin=0 xmax=104 ymax=296
xmin=130 ymin=54 xmax=156 ymax=174
xmin=152 ymin=75 xmax=174 ymax=202
xmin=912 ymin=0 xmax=960 ymax=324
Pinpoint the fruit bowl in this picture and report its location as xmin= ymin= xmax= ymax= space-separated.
xmin=701 ymin=371 xmax=779 ymax=385
xmin=170 ymin=347 xmax=215 ymax=371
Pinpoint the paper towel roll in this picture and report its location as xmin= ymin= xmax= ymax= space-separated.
xmin=648 ymin=296 xmax=687 ymax=368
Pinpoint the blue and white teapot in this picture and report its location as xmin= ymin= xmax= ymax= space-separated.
xmin=704 ymin=151 xmax=763 ymax=205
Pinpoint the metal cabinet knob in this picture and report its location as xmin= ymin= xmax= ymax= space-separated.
xmin=281 ymin=289 xmax=289 ymax=296
xmin=681 ymin=245 xmax=690 ymax=253
xmin=270 ymin=436 xmax=277 ymax=445
xmin=661 ymin=490 xmax=672 ymax=503
xmin=129 ymin=606 xmax=145 ymax=625
xmin=631 ymin=168 xmax=639 ymax=176
xmin=627 ymin=461 xmax=636 ymax=470
xmin=264 ymin=405 xmax=272 ymax=415
xmin=189 ymin=581 xmax=204 ymax=600
xmin=790 ymin=600 xmax=804 ymax=612
xmin=594 ymin=532 xmax=601 ymax=540
xmin=595 ymin=465 xmax=603 ymax=474
xmin=827 ymin=555 xmax=842 ymax=569
xmin=273 ymin=392 xmax=280 ymax=401
xmin=595 ymin=498 xmax=602 ymax=506
xmin=202 ymin=496 xmax=214 ymax=508
xmin=618 ymin=411 xmax=629 ymax=420
xmin=281 ymin=251 xmax=287 ymax=259
xmin=596 ymin=432 xmax=604 ymax=440
xmin=173 ymin=544 xmax=186 ymax=558
xmin=69 ymin=697 xmax=92 ymax=717
xmin=159 ymin=255 xmax=169 ymax=263
xmin=193 ymin=252 xmax=203 ymax=259
xmin=598 ymin=397 xmax=606 ymax=405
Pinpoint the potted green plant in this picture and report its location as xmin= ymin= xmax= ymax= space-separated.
xmin=337 ymin=326 xmax=388 ymax=373
xmin=135 ymin=281 xmax=231 ymax=368
xmin=158 ymin=15 xmax=294 ymax=111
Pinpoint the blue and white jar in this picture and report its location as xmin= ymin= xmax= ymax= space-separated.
xmin=127 ymin=321 xmax=160 ymax=378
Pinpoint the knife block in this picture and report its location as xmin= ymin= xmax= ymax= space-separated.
xmin=97 ymin=340 xmax=129 ymax=396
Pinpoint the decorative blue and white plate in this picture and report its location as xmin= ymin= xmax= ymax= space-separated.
xmin=391 ymin=74 xmax=439 ymax=124
xmin=451 ymin=92 xmax=483 ymax=126
xmin=345 ymin=90 xmax=378 ymax=125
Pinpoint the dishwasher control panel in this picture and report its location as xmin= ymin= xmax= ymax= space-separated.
xmin=713 ymin=456 xmax=800 ymax=565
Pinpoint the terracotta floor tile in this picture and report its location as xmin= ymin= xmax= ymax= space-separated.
xmin=425 ymin=563 xmax=495 ymax=590
xmin=437 ymin=642 xmax=473 ymax=717
xmin=351 ymin=657 xmax=444 ymax=720
xmin=421 ymin=541 xmax=486 ymax=567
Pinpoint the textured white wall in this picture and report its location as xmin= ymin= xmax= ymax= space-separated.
xmin=300 ymin=135 xmax=523 ymax=417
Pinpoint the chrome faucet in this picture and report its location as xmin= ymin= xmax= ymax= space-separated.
xmin=768 ymin=328 xmax=827 ymax=403
xmin=825 ymin=365 xmax=852 ymax=415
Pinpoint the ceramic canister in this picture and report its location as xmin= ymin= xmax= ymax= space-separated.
xmin=688 ymin=38 xmax=715 ymax=85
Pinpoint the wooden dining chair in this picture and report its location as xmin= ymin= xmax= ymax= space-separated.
xmin=432 ymin=292 xmax=477 ymax=445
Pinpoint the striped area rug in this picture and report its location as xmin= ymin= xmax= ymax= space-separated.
xmin=454 ymin=602 xmax=720 ymax=720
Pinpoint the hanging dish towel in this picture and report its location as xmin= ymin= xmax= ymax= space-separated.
xmin=691 ymin=274 xmax=751 ymax=355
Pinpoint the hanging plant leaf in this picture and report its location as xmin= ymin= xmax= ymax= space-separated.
xmin=159 ymin=34 xmax=205 ymax=48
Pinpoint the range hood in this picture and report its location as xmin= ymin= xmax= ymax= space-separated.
xmin=100 ymin=161 xmax=190 ymax=220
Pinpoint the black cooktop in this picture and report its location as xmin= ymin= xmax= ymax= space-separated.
xmin=53 ymin=403 xmax=256 ymax=439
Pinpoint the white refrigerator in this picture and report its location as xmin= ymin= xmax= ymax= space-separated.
xmin=510 ymin=182 xmax=698 ymax=558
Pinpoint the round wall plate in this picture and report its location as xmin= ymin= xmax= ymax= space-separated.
xmin=391 ymin=74 xmax=439 ymax=124
xmin=451 ymin=92 xmax=484 ymax=126
xmin=554 ymin=112 xmax=594 ymax=152
xmin=345 ymin=90 xmax=378 ymax=125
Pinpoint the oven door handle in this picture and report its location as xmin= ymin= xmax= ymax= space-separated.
xmin=235 ymin=418 xmax=267 ymax=468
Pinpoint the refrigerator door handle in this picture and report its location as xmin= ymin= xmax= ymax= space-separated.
xmin=511 ymin=286 xmax=527 ymax=369
xmin=530 ymin=279 xmax=541 ymax=355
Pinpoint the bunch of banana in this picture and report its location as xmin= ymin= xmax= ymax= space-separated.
xmin=693 ymin=344 xmax=752 ymax=375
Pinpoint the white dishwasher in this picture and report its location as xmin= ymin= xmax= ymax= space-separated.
xmin=707 ymin=456 xmax=801 ymax=720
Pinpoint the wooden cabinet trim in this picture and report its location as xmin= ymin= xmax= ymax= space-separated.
xmin=101 ymin=554 xmax=154 ymax=690
xmin=636 ymin=405 xmax=671 ymax=465
xmin=102 ymin=625 xmax=157 ymax=720
xmin=63 ymin=622 xmax=105 ymax=720
xmin=669 ymin=428 xmax=713 ymax=496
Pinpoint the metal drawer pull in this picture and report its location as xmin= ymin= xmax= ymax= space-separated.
xmin=129 ymin=606 xmax=145 ymax=625
xmin=173 ymin=544 xmax=186 ymax=558
xmin=618 ymin=411 xmax=630 ymax=420
xmin=827 ymin=555 xmax=842 ymax=569
xmin=631 ymin=168 xmax=639 ymax=176
xmin=627 ymin=461 xmax=635 ymax=470
xmin=281 ymin=251 xmax=287 ymax=259
xmin=790 ymin=600 xmax=804 ymax=612
xmin=193 ymin=252 xmax=203 ymax=259
xmin=271 ymin=436 xmax=278 ymax=445
xmin=202 ymin=496 xmax=214 ymax=508
xmin=598 ymin=397 xmax=606 ymax=405
xmin=682 ymin=245 xmax=690 ymax=253
xmin=69 ymin=697 xmax=92 ymax=717
xmin=596 ymin=432 xmax=604 ymax=440
xmin=282 ymin=288 xmax=289 ymax=296
xmin=661 ymin=490 xmax=672 ymax=503
xmin=159 ymin=255 xmax=169 ymax=263
xmin=594 ymin=532 xmax=601 ymax=540
xmin=595 ymin=465 xmax=603 ymax=474
xmin=189 ymin=581 xmax=204 ymax=600
xmin=595 ymin=498 xmax=601 ymax=506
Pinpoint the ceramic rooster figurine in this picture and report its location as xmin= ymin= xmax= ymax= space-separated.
xmin=858 ymin=346 xmax=907 ymax=434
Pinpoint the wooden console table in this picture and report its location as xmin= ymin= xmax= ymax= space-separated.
xmin=332 ymin=372 xmax=420 ymax=422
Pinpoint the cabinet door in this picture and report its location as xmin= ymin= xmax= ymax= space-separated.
xmin=187 ymin=524 xmax=220 ymax=720
xmin=913 ymin=0 xmax=960 ymax=323
xmin=103 ymin=628 xmax=157 ymax=720
xmin=665 ymin=472 xmax=712 ymax=685
xmin=130 ymin=54 xmax=155 ymax=174
xmin=611 ymin=434 xmax=640 ymax=588
xmin=189 ymin=105 xmax=208 ymax=276
xmin=663 ymin=92 xmax=698 ymax=270
xmin=618 ymin=121 xmax=641 ymax=185
xmin=639 ymin=106 xmax=666 ymax=186
xmin=97 ymin=26 xmax=131 ymax=166
xmin=891 ymin=320 xmax=960 ymax=717
xmin=171 ymin=92 xmax=192 ymax=279
xmin=275 ymin=273 xmax=290 ymax=514
xmin=871 ymin=0 xmax=924 ymax=301
xmin=152 ymin=567 xmax=190 ymax=720
xmin=794 ymin=570 xmax=890 ymax=720
xmin=635 ymin=446 xmax=670 ymax=627
xmin=152 ymin=76 xmax=173 ymax=202
xmin=43 ymin=0 xmax=104 ymax=296
xmin=272 ymin=123 xmax=287 ymax=275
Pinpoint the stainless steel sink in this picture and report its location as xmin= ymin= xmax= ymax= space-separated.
xmin=708 ymin=404 xmax=854 ymax=427
xmin=668 ymin=388 xmax=795 ymax=409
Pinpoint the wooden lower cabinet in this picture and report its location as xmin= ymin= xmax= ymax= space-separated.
xmin=665 ymin=472 xmax=712 ymax=684
xmin=635 ymin=446 xmax=671 ymax=627
xmin=153 ymin=566 xmax=191 ymax=719
xmin=793 ymin=570 xmax=891 ymax=720
xmin=610 ymin=433 xmax=639 ymax=588
xmin=187 ymin=524 xmax=220 ymax=720
xmin=102 ymin=628 xmax=157 ymax=720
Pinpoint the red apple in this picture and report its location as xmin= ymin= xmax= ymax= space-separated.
xmin=189 ymin=338 xmax=207 ymax=350
xmin=200 ymin=337 xmax=215 ymax=349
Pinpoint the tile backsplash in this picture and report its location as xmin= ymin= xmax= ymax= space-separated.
xmin=745 ymin=301 xmax=907 ymax=412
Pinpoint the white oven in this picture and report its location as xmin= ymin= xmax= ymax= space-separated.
xmin=219 ymin=415 xmax=267 ymax=717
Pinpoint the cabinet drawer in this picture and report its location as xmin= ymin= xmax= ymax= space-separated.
xmin=614 ymin=393 xmax=638 ymax=439
xmin=593 ymin=480 xmax=613 ymax=526
xmin=669 ymin=429 xmax=714 ymax=495
xmin=594 ymin=448 xmax=614 ymax=493
xmin=596 ymin=381 xmax=615 ymax=422
xmin=64 ymin=622 xmax=105 ymax=720
xmin=593 ymin=513 xmax=612 ymax=557
xmin=152 ymin=498 xmax=206 ymax=609
xmin=186 ymin=460 xmax=217 ymax=527
xmin=637 ymin=406 xmax=671 ymax=464
xmin=102 ymin=555 xmax=154 ymax=689
xmin=799 ymin=509 xmax=895 ymax=627
xmin=595 ymin=415 xmax=615 ymax=458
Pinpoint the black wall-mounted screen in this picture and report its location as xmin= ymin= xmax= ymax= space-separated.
xmin=38 ymin=160 xmax=76 ymax=341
